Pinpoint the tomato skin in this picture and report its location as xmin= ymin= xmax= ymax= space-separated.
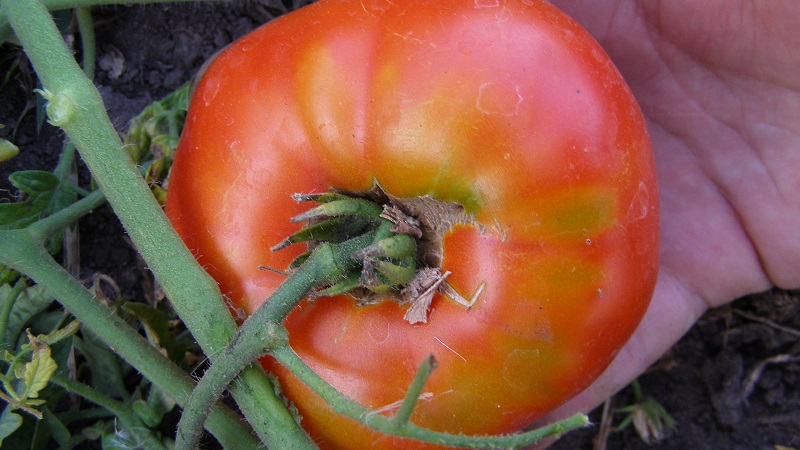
xmin=166 ymin=0 xmax=659 ymax=448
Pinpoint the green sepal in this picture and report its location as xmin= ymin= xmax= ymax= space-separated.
xmin=287 ymin=251 xmax=312 ymax=271
xmin=272 ymin=216 xmax=375 ymax=251
xmin=354 ymin=233 xmax=417 ymax=260
xmin=291 ymin=198 xmax=383 ymax=223
xmin=313 ymin=274 xmax=361 ymax=299
xmin=373 ymin=258 xmax=416 ymax=286
xmin=360 ymin=257 xmax=416 ymax=293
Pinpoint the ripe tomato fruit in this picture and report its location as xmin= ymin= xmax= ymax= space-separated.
xmin=166 ymin=0 xmax=659 ymax=448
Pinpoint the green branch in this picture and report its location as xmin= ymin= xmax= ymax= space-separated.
xmin=2 ymin=0 xmax=312 ymax=446
xmin=26 ymin=189 xmax=105 ymax=242
xmin=0 ymin=230 xmax=260 ymax=449
xmin=74 ymin=7 xmax=95 ymax=80
xmin=391 ymin=355 xmax=437 ymax=427
xmin=174 ymin=239 xmax=359 ymax=450
xmin=2 ymin=0 xmax=237 ymax=362
xmin=175 ymin=212 xmax=401 ymax=449
xmin=270 ymin=344 xmax=590 ymax=449
xmin=175 ymin=191 xmax=587 ymax=448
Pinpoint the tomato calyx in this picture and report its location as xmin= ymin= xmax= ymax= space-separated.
xmin=273 ymin=182 xmax=480 ymax=324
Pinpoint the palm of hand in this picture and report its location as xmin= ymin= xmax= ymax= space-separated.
xmin=540 ymin=0 xmax=800 ymax=423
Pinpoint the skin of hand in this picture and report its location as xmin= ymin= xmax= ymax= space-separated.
xmin=534 ymin=0 xmax=800 ymax=434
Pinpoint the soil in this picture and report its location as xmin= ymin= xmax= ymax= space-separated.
xmin=1 ymin=2 xmax=798 ymax=449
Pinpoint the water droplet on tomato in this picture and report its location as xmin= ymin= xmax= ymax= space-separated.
xmin=626 ymin=181 xmax=650 ymax=222
xmin=474 ymin=0 xmax=500 ymax=7
xmin=202 ymin=79 xmax=220 ymax=106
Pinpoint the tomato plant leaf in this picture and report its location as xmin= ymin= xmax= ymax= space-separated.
xmin=0 ymin=405 xmax=23 ymax=446
xmin=146 ymin=382 xmax=176 ymax=418
xmin=0 ymin=171 xmax=77 ymax=231
xmin=131 ymin=399 xmax=161 ymax=428
xmin=101 ymin=428 xmax=149 ymax=450
xmin=73 ymin=328 xmax=131 ymax=400
xmin=31 ymin=407 xmax=70 ymax=450
xmin=132 ymin=381 xmax=176 ymax=429
xmin=122 ymin=302 xmax=193 ymax=366
xmin=19 ymin=334 xmax=57 ymax=399
xmin=0 ymin=138 xmax=19 ymax=162
xmin=0 ymin=284 xmax=55 ymax=349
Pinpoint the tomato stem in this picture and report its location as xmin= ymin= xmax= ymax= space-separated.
xmin=0 ymin=231 xmax=260 ymax=449
xmin=175 ymin=233 xmax=379 ymax=450
xmin=2 ymin=0 xmax=309 ymax=446
xmin=176 ymin=190 xmax=590 ymax=449
xmin=175 ymin=192 xmax=429 ymax=449
xmin=269 ymin=342 xmax=591 ymax=448
xmin=392 ymin=354 xmax=438 ymax=427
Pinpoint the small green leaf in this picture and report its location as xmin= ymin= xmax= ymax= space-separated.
xmin=21 ymin=334 xmax=57 ymax=399
xmin=0 ymin=170 xmax=77 ymax=231
xmin=122 ymin=302 xmax=192 ymax=365
xmin=1 ymin=284 xmax=55 ymax=349
xmin=314 ymin=274 xmax=360 ymax=298
xmin=123 ymin=83 xmax=188 ymax=183
xmin=37 ymin=320 xmax=81 ymax=347
xmin=101 ymin=427 xmax=150 ymax=450
xmin=291 ymin=192 xmax=351 ymax=204
xmin=272 ymin=216 xmax=373 ymax=251
xmin=0 ymin=405 xmax=23 ymax=446
xmin=0 ymin=138 xmax=19 ymax=162
xmin=368 ymin=258 xmax=416 ymax=287
xmin=145 ymin=383 xmax=175 ymax=421
xmin=131 ymin=400 xmax=160 ymax=428
xmin=32 ymin=407 xmax=71 ymax=450
xmin=73 ymin=329 xmax=130 ymax=400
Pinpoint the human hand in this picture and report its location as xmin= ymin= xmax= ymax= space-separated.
xmin=537 ymin=0 xmax=800 ymax=431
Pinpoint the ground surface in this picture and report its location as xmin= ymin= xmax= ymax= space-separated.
xmin=1 ymin=2 xmax=798 ymax=449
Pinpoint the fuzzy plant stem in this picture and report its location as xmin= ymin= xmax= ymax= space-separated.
xmin=174 ymin=236 xmax=371 ymax=450
xmin=176 ymin=217 xmax=587 ymax=448
xmin=2 ymin=0 xmax=312 ymax=447
xmin=270 ymin=343 xmax=591 ymax=448
xmin=74 ymin=7 xmax=95 ymax=80
xmin=0 ymin=231 xmax=260 ymax=449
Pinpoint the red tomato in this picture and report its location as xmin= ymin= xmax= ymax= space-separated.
xmin=166 ymin=0 xmax=658 ymax=448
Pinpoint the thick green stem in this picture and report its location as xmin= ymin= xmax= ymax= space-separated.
xmin=392 ymin=355 xmax=436 ymax=427
xmin=27 ymin=188 xmax=105 ymax=242
xmin=0 ymin=231 xmax=259 ymax=449
xmin=3 ymin=0 xmax=311 ymax=446
xmin=176 ymin=222 xmax=392 ymax=449
xmin=75 ymin=7 xmax=95 ymax=80
xmin=270 ymin=344 xmax=590 ymax=448
xmin=51 ymin=374 xmax=167 ymax=450
xmin=53 ymin=142 xmax=77 ymax=182
xmin=174 ymin=240 xmax=359 ymax=450
xmin=2 ymin=0 xmax=236 ymax=361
